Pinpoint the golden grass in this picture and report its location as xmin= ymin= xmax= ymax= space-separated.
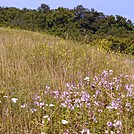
xmin=0 ymin=28 xmax=133 ymax=96
xmin=0 ymin=28 xmax=133 ymax=133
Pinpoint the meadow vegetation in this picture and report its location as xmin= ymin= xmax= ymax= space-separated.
xmin=0 ymin=28 xmax=134 ymax=133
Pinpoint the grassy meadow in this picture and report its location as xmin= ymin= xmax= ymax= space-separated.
xmin=0 ymin=28 xmax=134 ymax=134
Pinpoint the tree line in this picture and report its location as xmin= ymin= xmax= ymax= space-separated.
xmin=0 ymin=4 xmax=134 ymax=54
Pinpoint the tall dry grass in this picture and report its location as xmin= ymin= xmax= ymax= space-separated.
xmin=0 ymin=28 xmax=133 ymax=133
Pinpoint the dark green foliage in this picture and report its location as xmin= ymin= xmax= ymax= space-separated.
xmin=0 ymin=4 xmax=134 ymax=55
xmin=105 ymin=36 xmax=134 ymax=54
xmin=37 ymin=3 xmax=50 ymax=13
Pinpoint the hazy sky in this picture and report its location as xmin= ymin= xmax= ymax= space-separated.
xmin=0 ymin=0 xmax=134 ymax=22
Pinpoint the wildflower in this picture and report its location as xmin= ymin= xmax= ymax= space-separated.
xmin=109 ymin=70 xmax=113 ymax=75
xmin=11 ymin=98 xmax=18 ymax=103
xmin=93 ymin=76 xmax=99 ymax=82
xmin=40 ymin=102 xmax=44 ymax=107
xmin=113 ymin=120 xmax=122 ymax=129
xmin=61 ymin=103 xmax=67 ymax=107
xmin=30 ymin=108 xmax=37 ymax=113
xmin=95 ymin=90 xmax=101 ymax=96
xmin=125 ymin=84 xmax=134 ymax=98
xmin=98 ymin=109 xmax=103 ymax=113
xmin=34 ymin=101 xmax=40 ymax=106
xmin=21 ymin=104 xmax=26 ymax=108
xmin=46 ymin=85 xmax=50 ymax=90
xmin=86 ymin=103 xmax=91 ymax=108
xmin=107 ymin=121 xmax=113 ymax=127
xmin=63 ymin=130 xmax=69 ymax=134
xmin=102 ymin=70 xmax=108 ymax=77
xmin=116 ymin=130 xmax=120 ymax=134
xmin=53 ymin=90 xmax=59 ymax=98
xmin=81 ymin=128 xmax=90 ymax=134
xmin=125 ymin=102 xmax=132 ymax=111
xmin=66 ymin=83 xmax=70 ymax=87
xmin=34 ymin=95 xmax=41 ymax=101
xmin=91 ymin=84 xmax=95 ymax=89
xmin=84 ymin=77 xmax=90 ymax=82
xmin=11 ymin=92 xmax=14 ymax=94
xmin=62 ymin=120 xmax=68 ymax=124
xmin=46 ymin=104 xmax=48 ymax=106
xmin=43 ymin=115 xmax=49 ymax=118
xmin=106 ymin=99 xmax=121 ymax=110
xmin=43 ymin=115 xmax=50 ymax=121
xmin=49 ymin=104 xmax=55 ymax=107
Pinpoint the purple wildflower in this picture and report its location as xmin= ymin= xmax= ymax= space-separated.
xmin=107 ymin=121 xmax=113 ymax=128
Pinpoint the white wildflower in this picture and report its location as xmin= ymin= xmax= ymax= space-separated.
xmin=49 ymin=104 xmax=55 ymax=107
xmin=43 ymin=115 xmax=50 ymax=122
xmin=84 ymin=77 xmax=90 ymax=82
xmin=81 ymin=128 xmax=90 ymax=134
xmin=62 ymin=119 xmax=68 ymax=124
xmin=46 ymin=104 xmax=48 ymax=106
xmin=11 ymin=98 xmax=18 ymax=103
xmin=43 ymin=115 xmax=49 ymax=119
xmin=109 ymin=70 xmax=113 ymax=75
xmin=21 ymin=104 xmax=26 ymax=108
xmin=113 ymin=120 xmax=122 ymax=129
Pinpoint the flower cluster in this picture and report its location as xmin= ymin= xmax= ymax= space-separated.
xmin=2 ymin=70 xmax=133 ymax=133
xmin=51 ymin=83 xmax=90 ymax=110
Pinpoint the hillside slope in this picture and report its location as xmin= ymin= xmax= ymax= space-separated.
xmin=0 ymin=28 xmax=134 ymax=133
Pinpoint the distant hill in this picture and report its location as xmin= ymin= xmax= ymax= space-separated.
xmin=0 ymin=4 xmax=134 ymax=54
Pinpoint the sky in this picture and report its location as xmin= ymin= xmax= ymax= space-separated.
xmin=0 ymin=0 xmax=134 ymax=22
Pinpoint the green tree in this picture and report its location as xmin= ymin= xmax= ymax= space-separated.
xmin=37 ymin=4 xmax=50 ymax=13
